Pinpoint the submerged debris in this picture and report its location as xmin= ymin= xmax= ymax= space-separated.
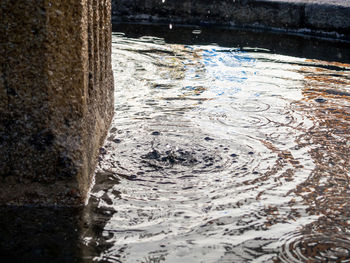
xmin=141 ymin=148 xmax=198 ymax=167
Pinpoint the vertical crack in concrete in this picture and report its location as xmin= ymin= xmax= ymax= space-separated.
xmin=1 ymin=1 xmax=13 ymax=177
xmin=1 ymin=1 xmax=10 ymax=109
xmin=3 ymin=61 xmax=9 ymax=109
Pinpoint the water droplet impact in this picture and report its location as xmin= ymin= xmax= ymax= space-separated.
xmin=278 ymin=232 xmax=350 ymax=263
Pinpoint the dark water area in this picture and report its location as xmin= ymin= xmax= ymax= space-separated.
xmin=112 ymin=23 xmax=350 ymax=64
xmin=1 ymin=24 xmax=350 ymax=262
xmin=0 ymin=206 xmax=83 ymax=263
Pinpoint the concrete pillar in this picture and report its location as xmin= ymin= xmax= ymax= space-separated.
xmin=0 ymin=0 xmax=114 ymax=205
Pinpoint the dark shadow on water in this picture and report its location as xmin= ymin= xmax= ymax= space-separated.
xmin=79 ymin=171 xmax=117 ymax=262
xmin=0 ymin=206 xmax=84 ymax=263
xmin=112 ymin=23 xmax=350 ymax=64
xmin=0 ymin=203 xmax=115 ymax=262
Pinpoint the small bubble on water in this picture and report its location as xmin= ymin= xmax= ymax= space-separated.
xmin=192 ymin=29 xmax=202 ymax=35
xmin=315 ymin=97 xmax=327 ymax=103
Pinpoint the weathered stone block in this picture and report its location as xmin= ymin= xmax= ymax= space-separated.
xmin=305 ymin=2 xmax=350 ymax=31
xmin=0 ymin=0 xmax=114 ymax=205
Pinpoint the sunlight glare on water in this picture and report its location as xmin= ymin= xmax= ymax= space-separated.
xmin=82 ymin=27 xmax=350 ymax=263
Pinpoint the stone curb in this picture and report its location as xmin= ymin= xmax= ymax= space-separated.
xmin=112 ymin=0 xmax=350 ymax=41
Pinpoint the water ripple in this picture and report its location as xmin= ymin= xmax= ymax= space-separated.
xmin=83 ymin=29 xmax=350 ymax=262
xmin=277 ymin=232 xmax=350 ymax=263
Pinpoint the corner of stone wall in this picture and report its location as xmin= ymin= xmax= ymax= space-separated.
xmin=0 ymin=0 xmax=114 ymax=206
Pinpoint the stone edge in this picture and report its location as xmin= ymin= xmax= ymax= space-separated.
xmin=112 ymin=0 xmax=350 ymax=41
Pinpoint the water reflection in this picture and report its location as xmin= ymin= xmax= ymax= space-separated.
xmin=82 ymin=29 xmax=350 ymax=262
xmin=275 ymin=60 xmax=350 ymax=263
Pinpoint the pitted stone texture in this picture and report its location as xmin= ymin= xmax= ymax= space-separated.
xmin=305 ymin=3 xmax=350 ymax=31
xmin=0 ymin=0 xmax=114 ymax=205
xmin=112 ymin=0 xmax=350 ymax=41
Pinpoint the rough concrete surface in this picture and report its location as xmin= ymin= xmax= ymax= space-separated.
xmin=0 ymin=0 xmax=114 ymax=205
xmin=112 ymin=0 xmax=350 ymax=41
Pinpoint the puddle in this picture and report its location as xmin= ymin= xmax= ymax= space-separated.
xmin=82 ymin=24 xmax=350 ymax=262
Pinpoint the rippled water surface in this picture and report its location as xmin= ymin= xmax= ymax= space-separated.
xmin=82 ymin=25 xmax=350 ymax=262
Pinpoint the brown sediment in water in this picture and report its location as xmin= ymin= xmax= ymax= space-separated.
xmin=275 ymin=60 xmax=350 ymax=262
